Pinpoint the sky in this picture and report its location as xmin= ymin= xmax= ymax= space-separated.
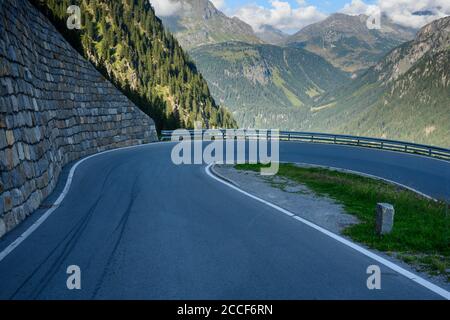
xmin=150 ymin=0 xmax=450 ymax=34
xmin=222 ymin=0 xmax=373 ymax=13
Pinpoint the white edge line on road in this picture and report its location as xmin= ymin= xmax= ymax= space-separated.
xmin=0 ymin=141 xmax=168 ymax=263
xmin=205 ymin=163 xmax=450 ymax=300
xmin=2 ymin=139 xmax=447 ymax=299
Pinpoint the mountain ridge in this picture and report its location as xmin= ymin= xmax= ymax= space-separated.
xmin=285 ymin=13 xmax=417 ymax=73
xmin=308 ymin=16 xmax=450 ymax=147
xmin=158 ymin=0 xmax=262 ymax=50
xmin=255 ymin=24 xmax=289 ymax=45
xmin=153 ymin=1 xmax=449 ymax=146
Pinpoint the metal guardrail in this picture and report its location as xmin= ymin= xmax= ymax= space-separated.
xmin=160 ymin=129 xmax=450 ymax=161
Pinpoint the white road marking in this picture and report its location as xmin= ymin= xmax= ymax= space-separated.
xmin=1 ymin=139 xmax=448 ymax=299
xmin=205 ymin=163 xmax=450 ymax=300
xmin=0 ymin=142 xmax=168 ymax=263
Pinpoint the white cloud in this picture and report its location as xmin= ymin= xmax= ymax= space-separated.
xmin=341 ymin=0 xmax=379 ymax=16
xmin=233 ymin=0 xmax=327 ymax=33
xmin=210 ymin=0 xmax=225 ymax=10
xmin=149 ymin=0 xmax=182 ymax=17
xmin=150 ymin=0 xmax=226 ymax=16
xmin=341 ymin=0 xmax=450 ymax=29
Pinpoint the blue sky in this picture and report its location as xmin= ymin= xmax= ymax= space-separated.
xmin=224 ymin=0 xmax=375 ymax=14
xmin=219 ymin=0 xmax=382 ymax=33
xmin=151 ymin=0 xmax=450 ymax=33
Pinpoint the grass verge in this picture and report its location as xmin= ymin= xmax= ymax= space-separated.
xmin=235 ymin=163 xmax=450 ymax=281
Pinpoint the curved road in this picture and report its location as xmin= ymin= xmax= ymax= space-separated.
xmin=0 ymin=142 xmax=448 ymax=299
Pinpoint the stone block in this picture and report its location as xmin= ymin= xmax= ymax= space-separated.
xmin=5 ymin=130 xmax=15 ymax=146
xmin=0 ymin=130 xmax=7 ymax=149
xmin=11 ymin=188 xmax=23 ymax=207
xmin=10 ymin=95 xmax=19 ymax=111
xmin=375 ymin=203 xmax=395 ymax=235
xmin=2 ymin=191 xmax=13 ymax=212
xmin=3 ymin=210 xmax=18 ymax=230
xmin=17 ymin=142 xmax=24 ymax=160
xmin=0 ymin=191 xmax=3 ymax=213
xmin=0 ymin=218 xmax=6 ymax=238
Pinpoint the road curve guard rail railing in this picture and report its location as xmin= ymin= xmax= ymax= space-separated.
xmin=160 ymin=130 xmax=450 ymax=161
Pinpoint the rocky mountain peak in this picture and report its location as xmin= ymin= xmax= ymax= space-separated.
xmin=285 ymin=13 xmax=416 ymax=72
xmin=415 ymin=16 xmax=450 ymax=49
xmin=374 ymin=16 xmax=450 ymax=82
xmin=158 ymin=0 xmax=261 ymax=49
xmin=182 ymin=0 xmax=221 ymax=19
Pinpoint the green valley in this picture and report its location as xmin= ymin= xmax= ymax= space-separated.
xmin=190 ymin=42 xmax=349 ymax=129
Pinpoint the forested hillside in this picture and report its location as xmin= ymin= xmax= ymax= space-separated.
xmin=31 ymin=0 xmax=236 ymax=130
xmin=308 ymin=17 xmax=450 ymax=147
xmin=190 ymin=42 xmax=349 ymax=129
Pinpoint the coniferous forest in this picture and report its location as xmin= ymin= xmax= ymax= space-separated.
xmin=30 ymin=0 xmax=237 ymax=131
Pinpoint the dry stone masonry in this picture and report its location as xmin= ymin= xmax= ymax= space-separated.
xmin=0 ymin=0 xmax=158 ymax=238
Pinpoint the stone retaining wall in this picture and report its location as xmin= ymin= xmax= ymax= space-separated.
xmin=0 ymin=0 xmax=158 ymax=237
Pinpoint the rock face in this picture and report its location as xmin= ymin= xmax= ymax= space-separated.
xmin=374 ymin=16 xmax=450 ymax=83
xmin=159 ymin=0 xmax=262 ymax=50
xmin=0 ymin=0 xmax=157 ymax=237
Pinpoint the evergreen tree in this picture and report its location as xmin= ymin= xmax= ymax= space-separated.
xmin=30 ymin=0 xmax=237 ymax=131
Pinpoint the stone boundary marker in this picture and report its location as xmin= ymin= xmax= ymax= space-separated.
xmin=0 ymin=0 xmax=158 ymax=238
xmin=375 ymin=203 xmax=395 ymax=235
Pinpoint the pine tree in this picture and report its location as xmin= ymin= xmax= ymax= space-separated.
xmin=31 ymin=0 xmax=236 ymax=131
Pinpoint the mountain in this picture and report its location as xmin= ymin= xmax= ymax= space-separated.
xmin=158 ymin=0 xmax=262 ymax=50
xmin=30 ymin=0 xmax=236 ymax=130
xmin=156 ymin=1 xmax=349 ymax=129
xmin=190 ymin=42 xmax=350 ymax=129
xmin=286 ymin=13 xmax=417 ymax=73
xmin=307 ymin=16 xmax=450 ymax=147
xmin=255 ymin=25 xmax=289 ymax=45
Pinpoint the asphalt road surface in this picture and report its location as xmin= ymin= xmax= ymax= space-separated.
xmin=0 ymin=141 xmax=448 ymax=299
